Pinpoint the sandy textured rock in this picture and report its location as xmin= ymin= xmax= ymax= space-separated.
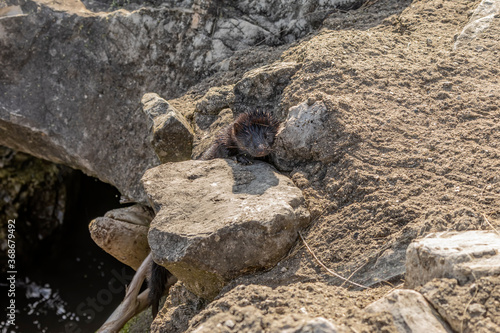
xmin=89 ymin=205 xmax=153 ymax=270
xmin=143 ymin=159 xmax=310 ymax=299
xmin=273 ymin=101 xmax=331 ymax=170
xmin=142 ymin=93 xmax=194 ymax=163
xmin=405 ymin=231 xmax=500 ymax=289
xmin=420 ymin=277 xmax=500 ymax=333
xmin=290 ymin=317 xmax=340 ymax=333
xmin=151 ymin=282 xmax=204 ymax=333
xmin=454 ymin=0 xmax=500 ymax=49
xmin=195 ymin=86 xmax=235 ymax=115
xmin=365 ymin=289 xmax=452 ymax=333
xmin=1 ymin=0 xmax=356 ymax=202
xmin=233 ymin=62 xmax=302 ymax=114
xmin=104 ymin=204 xmax=154 ymax=227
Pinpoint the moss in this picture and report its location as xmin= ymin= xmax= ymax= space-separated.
xmin=119 ymin=308 xmax=153 ymax=333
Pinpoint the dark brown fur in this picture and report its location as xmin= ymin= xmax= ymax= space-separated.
xmin=201 ymin=110 xmax=280 ymax=164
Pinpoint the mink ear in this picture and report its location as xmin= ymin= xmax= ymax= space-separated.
xmin=233 ymin=120 xmax=243 ymax=135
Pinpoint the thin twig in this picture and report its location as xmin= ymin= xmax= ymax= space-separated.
xmin=383 ymin=282 xmax=404 ymax=297
xmin=299 ymin=231 xmax=369 ymax=289
xmin=340 ymin=258 xmax=369 ymax=288
xmin=482 ymin=213 xmax=499 ymax=236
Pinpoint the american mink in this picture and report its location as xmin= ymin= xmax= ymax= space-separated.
xmin=201 ymin=110 xmax=280 ymax=164
xmin=148 ymin=259 xmax=177 ymax=318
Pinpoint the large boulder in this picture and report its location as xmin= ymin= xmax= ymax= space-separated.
xmin=142 ymin=159 xmax=310 ymax=299
xmin=0 ymin=0 xmax=358 ymax=202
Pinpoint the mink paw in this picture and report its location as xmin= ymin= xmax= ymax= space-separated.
xmin=234 ymin=154 xmax=253 ymax=165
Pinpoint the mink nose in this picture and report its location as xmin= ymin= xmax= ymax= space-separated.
xmin=255 ymin=144 xmax=269 ymax=156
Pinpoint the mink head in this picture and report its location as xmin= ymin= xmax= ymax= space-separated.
xmin=233 ymin=110 xmax=280 ymax=157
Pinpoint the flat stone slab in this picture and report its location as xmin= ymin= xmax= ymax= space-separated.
xmin=142 ymin=159 xmax=310 ymax=299
xmin=365 ymin=289 xmax=452 ymax=333
xmin=405 ymin=231 xmax=500 ymax=288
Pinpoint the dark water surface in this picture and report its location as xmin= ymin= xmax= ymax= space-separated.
xmin=1 ymin=173 xmax=135 ymax=333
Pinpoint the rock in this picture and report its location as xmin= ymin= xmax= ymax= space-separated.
xmin=420 ymin=276 xmax=500 ymax=333
xmin=365 ymin=289 xmax=452 ymax=333
xmin=233 ymin=62 xmax=302 ymax=113
xmin=0 ymin=0 xmax=357 ymax=202
xmin=454 ymin=0 xmax=500 ymax=49
xmin=142 ymin=93 xmax=194 ymax=163
xmin=405 ymin=231 xmax=500 ymax=289
xmin=0 ymin=5 xmax=24 ymax=17
xmin=143 ymin=159 xmax=310 ymax=299
xmin=291 ymin=317 xmax=340 ymax=333
xmin=89 ymin=205 xmax=153 ymax=270
xmin=273 ymin=101 xmax=330 ymax=170
xmin=104 ymin=204 xmax=154 ymax=227
xmin=356 ymin=242 xmax=408 ymax=287
xmin=195 ymin=86 xmax=235 ymax=115
xmin=151 ymin=282 xmax=204 ymax=333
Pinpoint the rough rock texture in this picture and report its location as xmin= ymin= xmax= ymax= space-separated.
xmin=233 ymin=62 xmax=302 ymax=115
xmin=104 ymin=203 xmax=154 ymax=227
xmin=143 ymin=159 xmax=310 ymax=299
xmin=0 ymin=0 xmax=358 ymax=202
xmin=454 ymin=0 xmax=500 ymax=49
xmin=142 ymin=93 xmax=194 ymax=163
xmin=184 ymin=282 xmax=400 ymax=333
xmin=273 ymin=100 xmax=332 ymax=171
xmin=420 ymin=277 xmax=500 ymax=333
xmin=151 ymin=282 xmax=205 ymax=333
xmin=88 ymin=204 xmax=152 ymax=270
xmin=166 ymin=0 xmax=500 ymax=330
xmin=365 ymin=289 xmax=452 ymax=333
xmin=195 ymin=86 xmax=235 ymax=115
xmin=405 ymin=231 xmax=500 ymax=289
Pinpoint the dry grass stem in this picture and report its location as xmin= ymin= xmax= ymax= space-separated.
xmin=299 ymin=231 xmax=369 ymax=289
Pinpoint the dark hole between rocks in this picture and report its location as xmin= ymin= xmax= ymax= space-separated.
xmin=0 ymin=163 xmax=134 ymax=333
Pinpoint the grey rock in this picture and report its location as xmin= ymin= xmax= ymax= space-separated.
xmin=104 ymin=204 xmax=154 ymax=227
xmin=142 ymin=93 xmax=194 ymax=163
xmin=420 ymin=277 xmax=500 ymax=333
xmin=291 ymin=317 xmax=340 ymax=333
xmin=89 ymin=205 xmax=153 ymax=270
xmin=195 ymin=86 xmax=235 ymax=115
xmin=0 ymin=0 xmax=356 ymax=202
xmin=273 ymin=101 xmax=330 ymax=170
xmin=142 ymin=159 xmax=310 ymax=299
xmin=0 ymin=5 xmax=24 ymax=17
xmin=234 ymin=62 xmax=302 ymax=113
xmin=405 ymin=231 xmax=500 ymax=289
xmin=151 ymin=282 xmax=204 ymax=333
xmin=454 ymin=0 xmax=500 ymax=49
xmin=365 ymin=289 xmax=453 ymax=333
xmin=357 ymin=241 xmax=408 ymax=287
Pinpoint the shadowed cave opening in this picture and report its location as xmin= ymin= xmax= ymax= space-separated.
xmin=0 ymin=152 xmax=134 ymax=333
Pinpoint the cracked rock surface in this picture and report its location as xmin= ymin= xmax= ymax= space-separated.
xmin=142 ymin=159 xmax=310 ymax=300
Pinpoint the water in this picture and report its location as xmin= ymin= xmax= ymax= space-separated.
xmin=0 ymin=173 xmax=136 ymax=333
